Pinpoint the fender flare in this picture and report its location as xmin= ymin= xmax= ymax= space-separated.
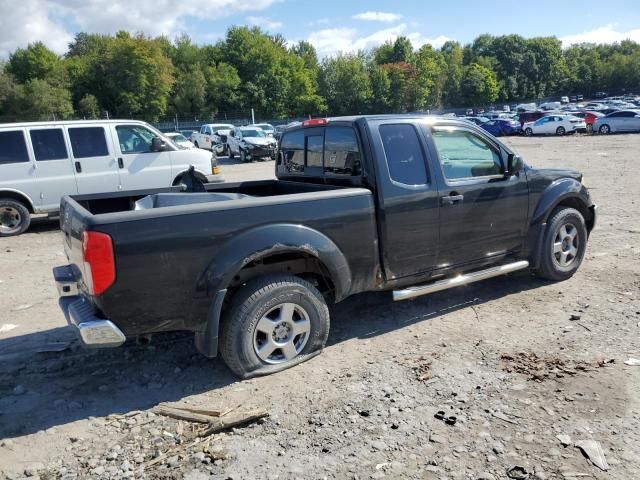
xmin=172 ymin=168 xmax=209 ymax=185
xmin=530 ymin=177 xmax=591 ymax=227
xmin=193 ymin=224 xmax=352 ymax=358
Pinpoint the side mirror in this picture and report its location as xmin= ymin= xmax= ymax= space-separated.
xmin=506 ymin=153 xmax=523 ymax=176
xmin=151 ymin=137 xmax=168 ymax=152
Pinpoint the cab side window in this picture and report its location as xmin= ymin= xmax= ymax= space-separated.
xmin=379 ymin=124 xmax=428 ymax=186
xmin=30 ymin=129 xmax=68 ymax=161
xmin=0 ymin=131 xmax=29 ymax=164
xmin=116 ymin=126 xmax=156 ymax=154
xmin=432 ymin=129 xmax=503 ymax=180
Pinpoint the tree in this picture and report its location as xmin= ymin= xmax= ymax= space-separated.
xmin=318 ymin=53 xmax=372 ymax=115
xmin=0 ymin=66 xmax=16 ymax=115
xmin=441 ymin=41 xmax=464 ymax=106
xmin=7 ymin=42 xmax=64 ymax=84
xmin=77 ymin=94 xmax=100 ymax=119
xmin=171 ymin=65 xmax=208 ymax=117
xmin=460 ymin=63 xmax=499 ymax=106
xmin=6 ymin=79 xmax=74 ymax=120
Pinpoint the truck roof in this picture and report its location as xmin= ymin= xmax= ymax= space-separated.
xmin=282 ymin=114 xmax=473 ymax=133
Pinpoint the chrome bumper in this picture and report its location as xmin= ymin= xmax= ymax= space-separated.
xmin=53 ymin=265 xmax=125 ymax=348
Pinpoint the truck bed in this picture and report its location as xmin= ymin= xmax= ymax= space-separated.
xmin=59 ymin=179 xmax=379 ymax=337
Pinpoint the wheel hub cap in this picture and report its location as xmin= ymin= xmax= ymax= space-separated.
xmin=553 ymin=223 xmax=579 ymax=267
xmin=253 ymin=302 xmax=310 ymax=364
xmin=0 ymin=207 xmax=21 ymax=233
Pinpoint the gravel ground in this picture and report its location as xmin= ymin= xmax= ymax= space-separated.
xmin=0 ymin=134 xmax=639 ymax=479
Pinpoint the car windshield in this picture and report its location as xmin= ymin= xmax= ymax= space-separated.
xmin=241 ymin=129 xmax=266 ymax=137
xmin=256 ymin=124 xmax=274 ymax=131
xmin=169 ymin=134 xmax=187 ymax=142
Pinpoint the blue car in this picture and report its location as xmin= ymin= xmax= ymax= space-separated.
xmin=480 ymin=119 xmax=522 ymax=136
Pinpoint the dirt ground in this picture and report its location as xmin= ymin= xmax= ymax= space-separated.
xmin=0 ymin=134 xmax=639 ymax=480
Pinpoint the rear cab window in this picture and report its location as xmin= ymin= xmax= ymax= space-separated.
xmin=279 ymin=125 xmax=361 ymax=178
xmin=0 ymin=130 xmax=30 ymax=165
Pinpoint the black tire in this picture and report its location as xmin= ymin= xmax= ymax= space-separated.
xmin=556 ymin=126 xmax=565 ymax=136
xmin=194 ymin=141 xmax=199 ymax=148
xmin=240 ymin=149 xmax=247 ymax=163
xmin=525 ymin=127 xmax=533 ymax=137
xmin=599 ymin=124 xmax=610 ymax=134
xmin=0 ymin=198 xmax=31 ymax=237
xmin=533 ymin=207 xmax=588 ymax=281
xmin=229 ymin=148 xmax=234 ymax=159
xmin=219 ymin=275 xmax=330 ymax=379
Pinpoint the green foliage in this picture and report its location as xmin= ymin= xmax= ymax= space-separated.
xmin=0 ymin=28 xmax=638 ymax=122
xmin=460 ymin=63 xmax=499 ymax=106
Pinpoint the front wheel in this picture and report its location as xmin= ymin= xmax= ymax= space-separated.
xmin=0 ymin=198 xmax=31 ymax=237
xmin=229 ymin=148 xmax=234 ymax=159
xmin=599 ymin=124 xmax=610 ymax=134
xmin=194 ymin=141 xmax=199 ymax=149
xmin=533 ymin=207 xmax=588 ymax=281
xmin=524 ymin=127 xmax=533 ymax=137
xmin=219 ymin=275 xmax=330 ymax=379
xmin=556 ymin=126 xmax=565 ymax=136
xmin=240 ymin=149 xmax=247 ymax=163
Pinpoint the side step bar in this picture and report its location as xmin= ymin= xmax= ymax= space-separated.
xmin=393 ymin=260 xmax=530 ymax=302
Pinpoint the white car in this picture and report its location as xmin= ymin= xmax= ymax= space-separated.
xmin=250 ymin=123 xmax=276 ymax=137
xmin=164 ymin=132 xmax=195 ymax=150
xmin=523 ymin=115 xmax=586 ymax=136
xmin=227 ymin=126 xmax=278 ymax=162
xmin=594 ymin=109 xmax=640 ymax=134
xmin=0 ymin=120 xmax=222 ymax=236
xmin=192 ymin=123 xmax=234 ymax=152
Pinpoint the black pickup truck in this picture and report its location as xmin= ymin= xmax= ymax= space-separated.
xmin=53 ymin=115 xmax=596 ymax=378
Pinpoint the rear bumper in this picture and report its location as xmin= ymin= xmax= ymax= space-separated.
xmin=53 ymin=265 xmax=125 ymax=348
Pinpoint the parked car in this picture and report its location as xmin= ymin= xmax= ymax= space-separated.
xmin=227 ymin=126 xmax=278 ymax=162
xmin=480 ymin=118 xmax=522 ymax=136
xmin=561 ymin=96 xmax=570 ymax=104
xmin=250 ymin=123 xmax=276 ymax=137
xmin=53 ymin=114 xmax=596 ymax=378
xmin=192 ymin=123 xmax=235 ymax=152
xmin=540 ymin=102 xmax=561 ymax=111
xmin=594 ymin=109 xmax=640 ymax=134
xmin=0 ymin=120 xmax=223 ymax=236
xmin=465 ymin=108 xmax=474 ymax=116
xmin=523 ymin=115 xmax=586 ymax=136
xmin=569 ymin=96 xmax=577 ymax=103
xmin=594 ymin=91 xmax=608 ymax=98
xmin=577 ymin=95 xmax=584 ymax=102
xmin=461 ymin=116 xmax=490 ymax=125
xmin=180 ymin=130 xmax=197 ymax=142
xmin=165 ymin=132 xmax=195 ymax=150
xmin=572 ymin=111 xmax=604 ymax=132
xmin=518 ymin=110 xmax=548 ymax=126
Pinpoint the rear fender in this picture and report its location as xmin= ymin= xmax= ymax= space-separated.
xmin=192 ymin=224 xmax=352 ymax=358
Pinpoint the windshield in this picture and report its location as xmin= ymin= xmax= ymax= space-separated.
xmin=168 ymin=134 xmax=187 ymax=142
xmin=255 ymin=124 xmax=274 ymax=132
xmin=241 ymin=129 xmax=266 ymax=138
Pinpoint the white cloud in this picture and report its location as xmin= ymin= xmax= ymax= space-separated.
xmin=560 ymin=24 xmax=640 ymax=46
xmin=308 ymin=23 xmax=452 ymax=57
xmin=353 ymin=11 xmax=402 ymax=23
xmin=247 ymin=16 xmax=283 ymax=31
xmin=0 ymin=0 xmax=280 ymax=57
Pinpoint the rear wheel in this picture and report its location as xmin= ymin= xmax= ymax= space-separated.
xmin=0 ymin=198 xmax=31 ymax=237
xmin=533 ymin=207 xmax=587 ymax=281
xmin=525 ymin=127 xmax=533 ymax=137
xmin=599 ymin=124 xmax=610 ymax=134
xmin=556 ymin=126 xmax=565 ymax=136
xmin=219 ymin=275 xmax=330 ymax=378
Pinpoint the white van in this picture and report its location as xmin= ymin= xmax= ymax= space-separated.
xmin=0 ymin=120 xmax=223 ymax=236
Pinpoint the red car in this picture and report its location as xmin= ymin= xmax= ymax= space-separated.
xmin=572 ymin=111 xmax=604 ymax=131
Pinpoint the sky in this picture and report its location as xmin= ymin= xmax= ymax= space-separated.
xmin=0 ymin=0 xmax=639 ymax=58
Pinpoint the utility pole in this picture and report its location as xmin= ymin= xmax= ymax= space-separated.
xmin=251 ymin=108 xmax=255 ymax=125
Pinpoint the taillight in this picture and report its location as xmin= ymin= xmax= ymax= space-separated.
xmin=302 ymin=118 xmax=328 ymax=127
xmin=82 ymin=231 xmax=115 ymax=295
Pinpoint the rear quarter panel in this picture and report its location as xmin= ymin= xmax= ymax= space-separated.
xmin=90 ymin=190 xmax=378 ymax=336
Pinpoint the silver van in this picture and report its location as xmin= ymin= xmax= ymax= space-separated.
xmin=0 ymin=120 xmax=223 ymax=236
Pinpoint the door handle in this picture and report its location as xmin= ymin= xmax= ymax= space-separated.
xmin=75 ymin=161 xmax=82 ymax=173
xmin=441 ymin=194 xmax=464 ymax=205
xmin=117 ymin=157 xmax=124 ymax=168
